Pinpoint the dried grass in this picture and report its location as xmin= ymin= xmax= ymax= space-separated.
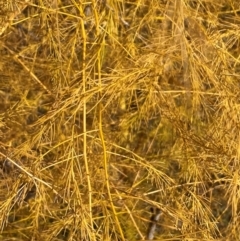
xmin=0 ymin=0 xmax=240 ymax=240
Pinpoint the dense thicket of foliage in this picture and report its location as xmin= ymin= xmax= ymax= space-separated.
xmin=0 ymin=0 xmax=240 ymax=240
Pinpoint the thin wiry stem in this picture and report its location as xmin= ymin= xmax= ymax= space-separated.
xmin=79 ymin=3 xmax=94 ymax=238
